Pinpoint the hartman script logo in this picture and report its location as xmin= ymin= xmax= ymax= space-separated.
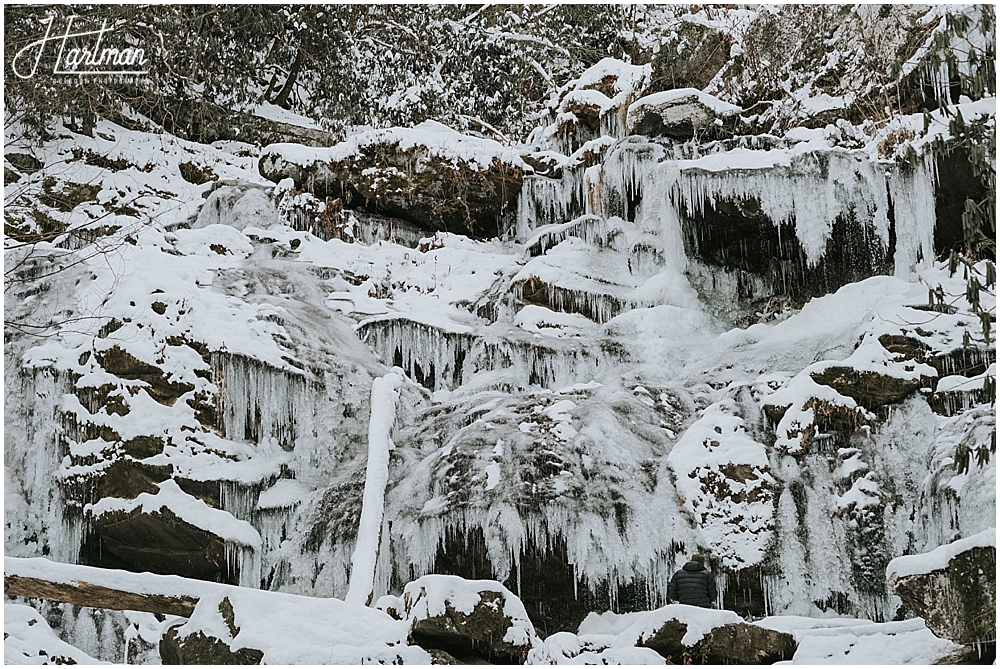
xmin=13 ymin=15 xmax=149 ymax=79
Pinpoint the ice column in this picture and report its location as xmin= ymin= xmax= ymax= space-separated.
xmin=345 ymin=372 xmax=402 ymax=607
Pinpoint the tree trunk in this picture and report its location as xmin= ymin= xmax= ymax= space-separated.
xmin=5 ymin=574 xmax=199 ymax=617
xmin=273 ymin=48 xmax=304 ymax=109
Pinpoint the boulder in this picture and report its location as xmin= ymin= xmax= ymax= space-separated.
xmin=617 ymin=604 xmax=797 ymax=664
xmin=887 ymin=529 xmax=996 ymax=647
xmin=402 ymin=574 xmax=539 ymax=664
xmin=260 ymin=121 xmax=524 ymax=239
xmin=160 ymin=628 xmax=264 ymax=665
xmin=158 ymin=587 xmax=428 ymax=665
xmin=83 ymin=480 xmax=259 ymax=584
xmin=809 ymin=366 xmax=925 ymax=412
xmin=626 ymin=89 xmax=741 ymax=139
xmin=160 ymin=596 xmax=265 ymax=665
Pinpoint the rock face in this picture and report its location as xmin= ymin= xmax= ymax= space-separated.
xmin=621 ymin=605 xmax=797 ymax=665
xmin=402 ymin=575 xmax=538 ymax=664
xmin=887 ymin=529 xmax=996 ymax=648
xmin=84 ymin=506 xmax=231 ymax=582
xmin=261 ymin=121 xmax=524 ymax=239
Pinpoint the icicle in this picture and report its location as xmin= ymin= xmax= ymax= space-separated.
xmin=346 ymin=373 xmax=402 ymax=607
xmin=584 ymin=165 xmax=604 ymax=217
xmin=889 ymin=151 xmax=938 ymax=279
xmin=672 ymin=150 xmax=893 ymax=267
xmin=516 ymin=170 xmax=586 ymax=241
xmin=212 ymin=353 xmax=308 ymax=448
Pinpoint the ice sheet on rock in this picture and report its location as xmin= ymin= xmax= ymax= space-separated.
xmin=376 ymin=383 xmax=698 ymax=613
xmin=888 ymin=152 xmax=937 ymax=278
xmin=886 ymin=527 xmax=996 ymax=579
xmin=194 ymin=187 xmax=279 ymax=232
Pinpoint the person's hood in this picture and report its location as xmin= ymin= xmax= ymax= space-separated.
xmin=682 ymin=561 xmax=706 ymax=572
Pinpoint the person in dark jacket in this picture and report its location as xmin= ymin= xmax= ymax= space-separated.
xmin=666 ymin=553 xmax=717 ymax=608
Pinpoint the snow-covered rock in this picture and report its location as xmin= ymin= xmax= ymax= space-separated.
xmin=402 ymin=574 xmax=539 ymax=664
xmin=887 ymin=528 xmax=996 ymax=646
xmin=260 ymin=121 xmax=526 ymax=238
xmin=614 ymin=604 xmax=797 ymax=664
xmin=4 ymin=603 xmax=107 ymax=665
xmin=626 ymin=89 xmax=741 ymax=139
xmin=160 ymin=587 xmax=427 ymax=665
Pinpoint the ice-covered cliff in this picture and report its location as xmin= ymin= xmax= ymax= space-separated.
xmin=4 ymin=5 xmax=995 ymax=664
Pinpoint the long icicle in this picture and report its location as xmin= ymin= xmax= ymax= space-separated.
xmin=345 ymin=372 xmax=403 ymax=607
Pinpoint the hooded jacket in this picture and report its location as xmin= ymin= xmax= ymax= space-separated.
xmin=666 ymin=561 xmax=717 ymax=608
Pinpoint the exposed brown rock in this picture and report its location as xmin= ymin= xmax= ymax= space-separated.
xmin=810 ymin=366 xmax=924 ymax=412
xmin=160 ymin=627 xmax=263 ymax=665
xmin=639 ymin=617 xmax=797 ymax=664
xmin=87 ymin=507 xmax=233 ymax=582
xmin=97 ymin=345 xmax=195 ymax=406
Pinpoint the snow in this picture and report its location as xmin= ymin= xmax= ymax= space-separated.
xmin=569 ymin=58 xmax=652 ymax=114
xmin=578 ymin=610 xmax=649 ymax=636
xmin=764 ymin=617 xmax=962 ymax=665
xmin=886 ymin=527 xmax=996 ymax=579
xmin=4 ymin=603 xmax=108 ymax=665
xmin=346 ymin=372 xmax=403 ymax=607
xmin=253 ymin=102 xmax=323 ymax=130
xmin=169 ymin=585 xmax=428 ymax=664
xmin=264 ymin=120 xmax=527 ymax=173
xmin=515 ymin=304 xmax=598 ymax=339
xmin=256 ymin=478 xmax=311 ymax=510
xmin=628 ymin=88 xmax=743 ymax=119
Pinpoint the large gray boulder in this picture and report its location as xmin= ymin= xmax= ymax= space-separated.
xmin=626 ymin=89 xmax=741 ymax=139
xmin=887 ymin=528 xmax=996 ymax=647
xmin=400 ymin=574 xmax=539 ymax=664
xmin=616 ymin=605 xmax=797 ymax=664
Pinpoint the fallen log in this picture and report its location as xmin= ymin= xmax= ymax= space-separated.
xmin=5 ymin=574 xmax=197 ymax=617
xmin=5 ymin=557 xmax=207 ymax=617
